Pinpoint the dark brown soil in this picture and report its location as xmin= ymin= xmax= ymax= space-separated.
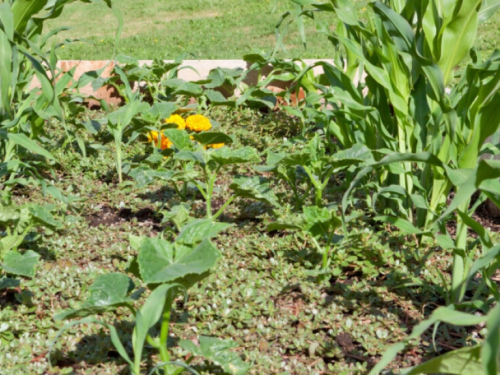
xmin=86 ymin=205 xmax=162 ymax=231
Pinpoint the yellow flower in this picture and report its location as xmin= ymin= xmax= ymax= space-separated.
xmin=208 ymin=143 xmax=224 ymax=149
xmin=165 ymin=114 xmax=186 ymax=130
xmin=186 ymin=114 xmax=211 ymax=132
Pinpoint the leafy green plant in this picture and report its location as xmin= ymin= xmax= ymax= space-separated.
xmin=279 ymin=0 xmax=500 ymax=302
xmin=53 ymin=220 xmax=249 ymax=374
xmin=131 ymin=128 xmax=277 ymax=220
xmin=0 ymin=0 xmax=115 ymax=183
xmin=0 ymin=196 xmax=61 ymax=289
xmin=106 ymin=98 xmax=150 ymax=183
xmin=256 ymin=135 xmax=373 ymax=209
xmin=268 ymin=205 xmax=341 ymax=282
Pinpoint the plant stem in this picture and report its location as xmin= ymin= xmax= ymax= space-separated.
xmin=114 ymin=129 xmax=123 ymax=184
xmin=159 ymin=290 xmax=175 ymax=375
xmin=212 ymin=195 xmax=236 ymax=220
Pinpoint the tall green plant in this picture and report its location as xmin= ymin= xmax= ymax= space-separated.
xmin=279 ymin=0 xmax=500 ymax=303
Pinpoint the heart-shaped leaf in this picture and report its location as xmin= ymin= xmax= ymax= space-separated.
xmin=137 ymin=237 xmax=220 ymax=285
xmin=163 ymin=129 xmax=191 ymax=150
xmin=129 ymin=167 xmax=175 ymax=187
xmin=210 ymin=147 xmax=260 ymax=166
xmin=230 ymin=176 xmax=279 ymax=207
xmin=176 ymin=219 xmax=232 ymax=245
xmin=1 ymin=250 xmax=40 ymax=277
xmin=54 ymin=273 xmax=135 ymax=320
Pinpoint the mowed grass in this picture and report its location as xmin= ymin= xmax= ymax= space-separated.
xmin=48 ymin=0 xmax=500 ymax=61
xmin=47 ymin=0 xmax=327 ymax=60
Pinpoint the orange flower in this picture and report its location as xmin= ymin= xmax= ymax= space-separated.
xmin=147 ymin=131 xmax=172 ymax=149
xmin=186 ymin=114 xmax=211 ymax=132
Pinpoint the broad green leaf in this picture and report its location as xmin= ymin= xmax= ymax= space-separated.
xmin=303 ymin=206 xmax=341 ymax=238
xmin=400 ymin=345 xmax=482 ymax=375
xmin=28 ymin=205 xmax=62 ymax=230
xmin=108 ymin=100 xmax=149 ymax=128
xmin=54 ymin=273 xmax=135 ymax=320
xmin=163 ymin=128 xmax=191 ymax=150
xmin=439 ymin=0 xmax=482 ymax=85
xmin=174 ymin=82 xmax=203 ymax=97
xmin=129 ymin=167 xmax=174 ymax=187
xmin=7 ymin=133 xmax=56 ymax=161
xmin=180 ymin=336 xmax=250 ymax=375
xmin=191 ymin=132 xmax=233 ymax=147
xmin=1 ymin=250 xmax=40 ymax=277
xmin=479 ymin=0 xmax=500 ymax=24
xmin=176 ymin=219 xmax=232 ymax=246
xmin=210 ymin=146 xmax=260 ymax=166
xmin=369 ymin=307 xmax=486 ymax=375
xmin=483 ymin=303 xmax=500 ymax=374
xmin=11 ymin=0 xmax=46 ymax=34
xmin=205 ymin=89 xmax=232 ymax=106
xmin=229 ymin=176 xmax=279 ymax=207
xmin=137 ymin=237 xmax=220 ymax=284
xmin=174 ymin=150 xmax=206 ymax=166
xmin=162 ymin=204 xmax=193 ymax=230
xmin=0 ymin=277 xmax=20 ymax=290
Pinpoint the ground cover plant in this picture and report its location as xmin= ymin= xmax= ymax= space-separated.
xmin=3 ymin=0 xmax=500 ymax=374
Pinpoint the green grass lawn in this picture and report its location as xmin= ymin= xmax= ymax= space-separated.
xmin=47 ymin=0 xmax=325 ymax=60
xmin=48 ymin=0 xmax=500 ymax=60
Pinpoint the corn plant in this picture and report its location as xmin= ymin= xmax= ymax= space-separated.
xmin=52 ymin=220 xmax=249 ymax=375
xmin=279 ymin=0 xmax=500 ymax=302
xmin=0 ymin=0 xmax=115 ymax=184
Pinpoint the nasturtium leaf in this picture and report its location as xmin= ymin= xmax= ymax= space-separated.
xmin=210 ymin=147 xmax=260 ymax=166
xmin=180 ymin=336 xmax=250 ymax=375
xmin=1 ymin=250 xmax=40 ymax=277
xmin=129 ymin=167 xmax=174 ymax=187
xmin=54 ymin=273 xmax=135 ymax=320
xmin=191 ymin=132 xmax=233 ymax=146
xmin=230 ymin=176 xmax=279 ymax=207
xmin=137 ymin=237 xmax=220 ymax=285
xmin=163 ymin=129 xmax=191 ymax=150
xmin=0 ymin=278 xmax=20 ymax=290
xmin=176 ymin=219 xmax=232 ymax=246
